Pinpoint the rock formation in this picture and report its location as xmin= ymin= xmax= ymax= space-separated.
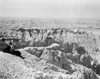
xmin=0 ymin=18 xmax=100 ymax=79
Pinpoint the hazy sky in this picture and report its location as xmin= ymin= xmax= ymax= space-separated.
xmin=0 ymin=0 xmax=100 ymax=19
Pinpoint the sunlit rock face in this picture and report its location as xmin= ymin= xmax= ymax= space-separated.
xmin=0 ymin=26 xmax=98 ymax=51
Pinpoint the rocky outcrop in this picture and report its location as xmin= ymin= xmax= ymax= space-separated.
xmin=0 ymin=27 xmax=98 ymax=53
xmin=0 ymin=51 xmax=98 ymax=79
xmin=22 ymin=45 xmax=100 ymax=76
xmin=65 ymin=52 xmax=81 ymax=64
xmin=80 ymin=53 xmax=93 ymax=68
xmin=40 ymin=49 xmax=72 ymax=71
xmin=0 ymin=50 xmax=99 ymax=79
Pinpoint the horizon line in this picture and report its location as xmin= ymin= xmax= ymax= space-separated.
xmin=0 ymin=16 xmax=100 ymax=20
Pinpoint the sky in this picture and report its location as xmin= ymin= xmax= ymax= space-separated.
xmin=0 ymin=0 xmax=100 ymax=19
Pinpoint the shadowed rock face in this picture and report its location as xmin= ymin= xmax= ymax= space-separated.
xmin=91 ymin=59 xmax=100 ymax=75
xmin=0 ymin=41 xmax=24 ymax=59
xmin=96 ymin=65 xmax=100 ymax=75
xmin=80 ymin=53 xmax=93 ymax=68
xmin=0 ymin=41 xmax=10 ymax=51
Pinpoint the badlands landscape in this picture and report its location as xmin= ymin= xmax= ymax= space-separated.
xmin=0 ymin=18 xmax=100 ymax=79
